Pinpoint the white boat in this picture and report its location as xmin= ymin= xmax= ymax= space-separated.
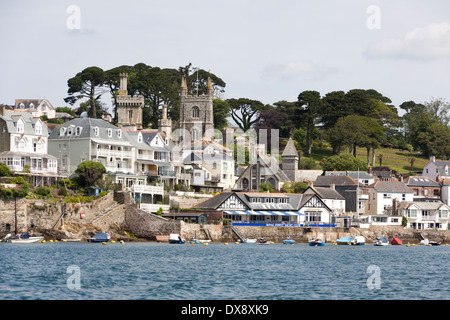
xmin=242 ymin=238 xmax=257 ymax=243
xmin=374 ymin=237 xmax=389 ymax=246
xmin=61 ymin=239 xmax=82 ymax=242
xmin=169 ymin=233 xmax=185 ymax=244
xmin=2 ymin=233 xmax=43 ymax=243
xmin=420 ymin=239 xmax=429 ymax=245
xmin=189 ymin=238 xmax=211 ymax=244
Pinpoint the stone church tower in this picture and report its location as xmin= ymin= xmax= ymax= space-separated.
xmin=116 ymin=73 xmax=144 ymax=131
xmin=179 ymin=76 xmax=214 ymax=143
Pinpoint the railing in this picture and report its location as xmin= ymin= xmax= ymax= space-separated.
xmin=421 ymin=215 xmax=436 ymax=221
xmin=139 ymin=203 xmax=170 ymax=213
xmin=95 ymin=149 xmax=132 ymax=158
xmin=132 ymin=185 xmax=164 ymax=195
xmin=231 ymin=220 xmax=303 ymax=227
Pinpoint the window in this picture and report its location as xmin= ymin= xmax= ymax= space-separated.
xmin=76 ymin=127 xmax=82 ymax=135
xmin=223 ymin=162 xmax=228 ymax=171
xmin=137 ymin=133 xmax=142 ymax=142
xmin=60 ymin=127 xmax=66 ymax=136
xmin=35 ymin=122 xmax=42 ymax=135
xmin=192 ymin=128 xmax=199 ymax=140
xmin=19 ymin=103 xmax=25 ymax=109
xmin=93 ymin=127 xmax=99 ymax=136
xmin=212 ymin=162 xmax=217 ymax=169
xmin=107 ymin=129 xmax=112 ymax=137
xmin=116 ymin=129 xmax=122 ymax=138
xmin=383 ymin=193 xmax=391 ymax=199
xmin=129 ymin=110 xmax=133 ymax=119
xmin=29 ymin=103 xmax=35 ymax=109
xmin=16 ymin=120 xmax=24 ymax=133
xmin=192 ymin=106 xmax=200 ymax=118
xmin=67 ymin=126 xmax=74 ymax=135
xmin=408 ymin=209 xmax=417 ymax=218
xmin=439 ymin=210 xmax=448 ymax=218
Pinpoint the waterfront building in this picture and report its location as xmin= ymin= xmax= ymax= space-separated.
xmin=400 ymin=201 xmax=450 ymax=230
xmin=366 ymin=181 xmax=414 ymax=216
xmin=14 ymin=99 xmax=56 ymax=119
xmin=0 ymin=108 xmax=59 ymax=186
xmin=422 ymin=156 xmax=450 ymax=182
xmin=303 ymin=185 xmax=346 ymax=216
xmin=194 ymin=191 xmax=334 ymax=227
xmin=403 ymin=175 xmax=441 ymax=201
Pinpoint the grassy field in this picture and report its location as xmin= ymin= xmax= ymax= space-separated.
xmin=308 ymin=143 xmax=430 ymax=175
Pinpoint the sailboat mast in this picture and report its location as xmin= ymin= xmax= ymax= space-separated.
xmin=14 ymin=196 xmax=17 ymax=236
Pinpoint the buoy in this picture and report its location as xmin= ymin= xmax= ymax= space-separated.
xmin=204 ymin=243 xmax=209 ymax=245
xmin=111 ymin=240 xmax=115 ymax=243
xmin=406 ymin=244 xmax=410 ymax=247
xmin=41 ymin=240 xmax=46 ymax=243
xmin=119 ymin=240 xmax=124 ymax=244
xmin=235 ymin=242 xmax=239 ymax=244
xmin=102 ymin=242 xmax=107 ymax=245
xmin=224 ymin=243 xmax=228 ymax=245
xmin=191 ymin=243 xmax=194 ymax=246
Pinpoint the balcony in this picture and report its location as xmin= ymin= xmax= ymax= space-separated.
xmin=95 ymin=149 xmax=132 ymax=159
xmin=132 ymin=184 xmax=164 ymax=195
xmin=421 ymin=215 xmax=436 ymax=221
xmin=139 ymin=203 xmax=170 ymax=213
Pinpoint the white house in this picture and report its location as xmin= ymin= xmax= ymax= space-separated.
xmin=422 ymin=156 xmax=450 ymax=182
xmin=0 ymin=108 xmax=58 ymax=185
xmin=366 ymin=181 xmax=414 ymax=216
xmin=303 ymin=185 xmax=346 ymax=216
xmin=14 ymin=99 xmax=56 ymax=119
xmin=400 ymin=201 xmax=450 ymax=230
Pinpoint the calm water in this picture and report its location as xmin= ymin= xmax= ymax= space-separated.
xmin=0 ymin=241 xmax=448 ymax=300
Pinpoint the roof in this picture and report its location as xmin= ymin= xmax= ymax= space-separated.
xmin=325 ymin=171 xmax=374 ymax=180
xmin=403 ymin=176 xmax=440 ymax=187
xmin=0 ymin=110 xmax=49 ymax=136
xmin=304 ymin=186 xmax=345 ymax=200
xmin=369 ymin=181 xmax=413 ymax=193
xmin=314 ymin=175 xmax=358 ymax=186
xmin=281 ymin=137 xmax=298 ymax=157
xmin=399 ymin=201 xmax=448 ymax=210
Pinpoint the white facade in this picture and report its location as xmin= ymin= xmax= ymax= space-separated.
xmin=401 ymin=202 xmax=450 ymax=230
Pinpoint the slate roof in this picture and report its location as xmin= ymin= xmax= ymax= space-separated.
xmin=399 ymin=201 xmax=448 ymax=210
xmin=325 ymin=171 xmax=374 ymax=180
xmin=314 ymin=175 xmax=358 ymax=186
xmin=0 ymin=110 xmax=49 ymax=136
xmin=403 ymin=176 xmax=440 ymax=187
xmin=369 ymin=181 xmax=413 ymax=193
xmin=304 ymin=186 xmax=345 ymax=200
xmin=281 ymin=137 xmax=298 ymax=157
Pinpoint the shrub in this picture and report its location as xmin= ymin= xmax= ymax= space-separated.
xmin=34 ymin=186 xmax=52 ymax=197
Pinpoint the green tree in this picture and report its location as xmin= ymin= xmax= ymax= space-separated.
xmin=75 ymin=161 xmax=106 ymax=187
xmin=416 ymin=123 xmax=450 ymax=159
xmin=64 ymin=66 xmax=108 ymax=118
xmin=322 ymin=153 xmax=368 ymax=171
xmin=212 ymin=99 xmax=231 ymax=130
xmin=297 ymin=90 xmax=322 ymax=157
xmin=227 ymin=98 xmax=265 ymax=132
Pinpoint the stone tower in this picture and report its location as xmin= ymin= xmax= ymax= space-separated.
xmin=116 ymin=73 xmax=144 ymax=131
xmin=281 ymin=137 xmax=299 ymax=182
xmin=158 ymin=104 xmax=172 ymax=140
xmin=179 ymin=76 xmax=214 ymax=143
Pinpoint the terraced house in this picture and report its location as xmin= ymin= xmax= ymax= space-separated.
xmin=0 ymin=107 xmax=58 ymax=186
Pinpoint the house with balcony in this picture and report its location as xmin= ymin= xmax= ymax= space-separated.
xmin=0 ymin=108 xmax=58 ymax=186
xmin=400 ymin=201 xmax=449 ymax=230
xmin=194 ymin=191 xmax=334 ymax=228
xmin=403 ymin=175 xmax=441 ymax=201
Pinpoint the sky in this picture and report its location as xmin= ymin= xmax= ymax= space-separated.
xmin=2 ymin=0 xmax=450 ymax=116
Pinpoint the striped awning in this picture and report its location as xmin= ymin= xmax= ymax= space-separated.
xmin=224 ymin=210 xmax=304 ymax=216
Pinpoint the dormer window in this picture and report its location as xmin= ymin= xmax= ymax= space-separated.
xmin=60 ymin=127 xmax=66 ymax=136
xmin=16 ymin=119 xmax=24 ymax=133
xmin=19 ymin=103 xmax=25 ymax=109
xmin=137 ymin=133 xmax=143 ymax=143
xmin=116 ymin=129 xmax=122 ymax=138
xmin=35 ymin=121 xmax=42 ymax=135
xmin=107 ymin=128 xmax=112 ymax=137
xmin=67 ymin=126 xmax=74 ymax=135
xmin=29 ymin=103 xmax=35 ymax=109
xmin=93 ymin=127 xmax=99 ymax=136
xmin=76 ymin=127 xmax=82 ymax=135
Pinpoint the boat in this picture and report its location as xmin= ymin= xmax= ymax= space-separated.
xmin=2 ymin=232 xmax=44 ymax=243
xmin=374 ymin=237 xmax=389 ymax=246
xmin=87 ymin=233 xmax=111 ymax=243
xmin=257 ymin=238 xmax=269 ymax=245
xmin=61 ymin=238 xmax=81 ymax=242
xmin=429 ymin=241 xmax=441 ymax=246
xmin=242 ymin=238 xmax=257 ymax=243
xmin=169 ymin=233 xmax=185 ymax=244
xmin=420 ymin=239 xmax=429 ymax=245
xmin=336 ymin=236 xmax=365 ymax=245
xmin=282 ymin=238 xmax=295 ymax=244
xmin=189 ymin=238 xmax=211 ymax=244
xmin=391 ymin=237 xmax=402 ymax=245
xmin=309 ymin=238 xmax=325 ymax=246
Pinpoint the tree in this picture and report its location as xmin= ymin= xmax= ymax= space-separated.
xmin=416 ymin=123 xmax=450 ymax=159
xmin=212 ymin=99 xmax=231 ymax=130
xmin=297 ymin=90 xmax=322 ymax=157
xmin=64 ymin=66 xmax=108 ymax=118
xmin=75 ymin=161 xmax=106 ymax=187
xmin=227 ymin=98 xmax=265 ymax=132
xmin=321 ymin=153 xmax=368 ymax=171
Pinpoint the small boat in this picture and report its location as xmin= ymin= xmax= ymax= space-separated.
xmin=374 ymin=237 xmax=389 ymax=246
xmin=242 ymin=238 xmax=257 ymax=243
xmin=391 ymin=237 xmax=402 ymax=245
xmin=2 ymin=233 xmax=44 ymax=243
xmin=257 ymin=238 xmax=269 ymax=245
xmin=189 ymin=238 xmax=211 ymax=244
xmin=336 ymin=236 xmax=365 ymax=245
xmin=283 ymin=238 xmax=295 ymax=245
xmin=87 ymin=233 xmax=111 ymax=243
xmin=429 ymin=241 xmax=441 ymax=246
xmin=309 ymin=238 xmax=325 ymax=246
xmin=61 ymin=239 xmax=82 ymax=242
xmin=169 ymin=233 xmax=185 ymax=244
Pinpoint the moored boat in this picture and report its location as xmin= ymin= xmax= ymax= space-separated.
xmin=87 ymin=233 xmax=111 ymax=243
xmin=374 ymin=237 xmax=389 ymax=246
xmin=2 ymin=233 xmax=43 ymax=243
xmin=283 ymin=238 xmax=295 ymax=244
xmin=391 ymin=237 xmax=402 ymax=245
xmin=242 ymin=238 xmax=257 ymax=243
xmin=257 ymin=238 xmax=269 ymax=245
xmin=169 ymin=233 xmax=185 ymax=244
xmin=336 ymin=236 xmax=365 ymax=245
xmin=189 ymin=238 xmax=211 ymax=244
xmin=309 ymin=238 xmax=325 ymax=246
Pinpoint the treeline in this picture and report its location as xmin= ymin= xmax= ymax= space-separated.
xmin=65 ymin=64 xmax=450 ymax=161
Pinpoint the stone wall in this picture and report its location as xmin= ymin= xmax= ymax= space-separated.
xmin=169 ymin=195 xmax=212 ymax=209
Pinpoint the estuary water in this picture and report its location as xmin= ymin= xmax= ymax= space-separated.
xmin=0 ymin=241 xmax=448 ymax=300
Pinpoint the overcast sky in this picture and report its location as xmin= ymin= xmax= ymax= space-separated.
xmin=2 ymin=0 xmax=450 ymax=115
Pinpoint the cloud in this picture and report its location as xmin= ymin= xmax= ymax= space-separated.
xmin=261 ymin=61 xmax=338 ymax=81
xmin=364 ymin=22 xmax=450 ymax=61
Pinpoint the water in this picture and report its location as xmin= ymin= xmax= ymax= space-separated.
xmin=0 ymin=242 xmax=448 ymax=300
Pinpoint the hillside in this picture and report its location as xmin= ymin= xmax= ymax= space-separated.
xmin=308 ymin=144 xmax=430 ymax=175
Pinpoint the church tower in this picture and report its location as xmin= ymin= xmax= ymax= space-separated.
xmin=179 ymin=76 xmax=214 ymax=143
xmin=116 ymin=73 xmax=144 ymax=131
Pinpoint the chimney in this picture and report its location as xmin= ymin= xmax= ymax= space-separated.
xmin=330 ymin=183 xmax=335 ymax=190
xmin=119 ymin=73 xmax=128 ymax=97
xmin=430 ymin=156 xmax=436 ymax=162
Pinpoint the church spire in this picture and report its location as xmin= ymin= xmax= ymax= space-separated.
xmin=180 ymin=75 xmax=188 ymax=94
xmin=206 ymin=77 xmax=213 ymax=96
